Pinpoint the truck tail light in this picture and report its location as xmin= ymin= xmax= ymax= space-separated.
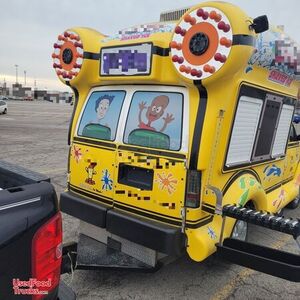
xmin=32 ymin=212 xmax=62 ymax=300
xmin=185 ymin=170 xmax=201 ymax=208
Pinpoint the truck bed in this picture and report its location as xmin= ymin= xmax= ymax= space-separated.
xmin=0 ymin=160 xmax=75 ymax=299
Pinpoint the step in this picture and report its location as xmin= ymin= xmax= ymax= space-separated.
xmin=76 ymin=233 xmax=159 ymax=271
xmin=217 ymin=238 xmax=300 ymax=282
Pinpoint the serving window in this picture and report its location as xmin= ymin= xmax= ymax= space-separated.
xmin=226 ymin=85 xmax=296 ymax=168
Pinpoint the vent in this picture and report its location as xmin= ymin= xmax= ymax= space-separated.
xmin=160 ymin=7 xmax=191 ymax=22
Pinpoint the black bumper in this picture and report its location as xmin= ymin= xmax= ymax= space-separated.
xmin=60 ymin=191 xmax=109 ymax=228
xmin=60 ymin=191 xmax=185 ymax=256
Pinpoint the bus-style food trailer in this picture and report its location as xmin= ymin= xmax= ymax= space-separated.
xmin=53 ymin=1 xmax=300 ymax=281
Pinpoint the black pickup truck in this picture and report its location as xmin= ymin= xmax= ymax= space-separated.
xmin=0 ymin=160 xmax=75 ymax=300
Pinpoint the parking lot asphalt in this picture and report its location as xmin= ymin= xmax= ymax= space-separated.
xmin=1 ymin=101 xmax=299 ymax=300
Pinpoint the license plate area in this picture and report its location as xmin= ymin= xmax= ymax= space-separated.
xmin=118 ymin=164 xmax=153 ymax=190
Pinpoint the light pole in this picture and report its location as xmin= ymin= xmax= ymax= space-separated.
xmin=14 ymin=64 xmax=19 ymax=84
xmin=24 ymin=70 xmax=27 ymax=86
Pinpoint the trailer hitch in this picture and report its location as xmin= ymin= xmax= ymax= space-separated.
xmin=216 ymin=204 xmax=300 ymax=282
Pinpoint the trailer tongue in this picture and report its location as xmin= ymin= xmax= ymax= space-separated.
xmin=216 ymin=205 xmax=300 ymax=282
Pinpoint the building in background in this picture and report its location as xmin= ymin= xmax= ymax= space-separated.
xmin=12 ymin=83 xmax=33 ymax=99
xmin=46 ymin=91 xmax=72 ymax=103
xmin=34 ymin=89 xmax=48 ymax=101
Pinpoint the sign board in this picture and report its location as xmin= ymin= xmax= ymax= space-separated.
xmin=100 ymin=43 xmax=152 ymax=76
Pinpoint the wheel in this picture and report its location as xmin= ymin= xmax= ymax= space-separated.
xmin=231 ymin=220 xmax=248 ymax=241
xmin=286 ymin=196 xmax=300 ymax=209
xmin=3 ymin=108 xmax=7 ymax=114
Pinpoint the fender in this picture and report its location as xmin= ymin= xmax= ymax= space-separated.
xmin=186 ymin=172 xmax=265 ymax=262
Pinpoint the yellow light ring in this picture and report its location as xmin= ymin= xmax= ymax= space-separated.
xmin=52 ymin=31 xmax=84 ymax=81
xmin=170 ymin=7 xmax=233 ymax=80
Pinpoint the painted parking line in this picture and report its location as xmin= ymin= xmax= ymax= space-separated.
xmin=210 ymin=235 xmax=290 ymax=300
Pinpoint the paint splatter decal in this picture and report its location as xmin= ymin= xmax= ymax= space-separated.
xmin=156 ymin=172 xmax=178 ymax=195
xmin=72 ymin=145 xmax=83 ymax=163
xmin=238 ymin=177 xmax=257 ymax=206
xmin=101 ymin=169 xmax=113 ymax=191
xmin=208 ymin=226 xmax=217 ymax=239
xmin=273 ymin=189 xmax=286 ymax=209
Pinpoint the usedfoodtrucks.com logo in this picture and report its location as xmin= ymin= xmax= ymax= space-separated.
xmin=13 ymin=278 xmax=51 ymax=295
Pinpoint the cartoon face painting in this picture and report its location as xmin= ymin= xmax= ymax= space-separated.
xmin=138 ymin=95 xmax=174 ymax=132
xmin=95 ymin=95 xmax=114 ymax=123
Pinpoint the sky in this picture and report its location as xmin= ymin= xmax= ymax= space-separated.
xmin=0 ymin=0 xmax=299 ymax=92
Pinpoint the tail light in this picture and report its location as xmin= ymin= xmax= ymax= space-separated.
xmin=185 ymin=170 xmax=201 ymax=208
xmin=32 ymin=212 xmax=62 ymax=300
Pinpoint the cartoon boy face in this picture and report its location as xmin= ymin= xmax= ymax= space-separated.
xmin=97 ymin=98 xmax=110 ymax=120
xmin=95 ymin=95 xmax=114 ymax=121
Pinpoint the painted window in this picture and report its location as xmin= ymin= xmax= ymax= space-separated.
xmin=123 ymin=91 xmax=183 ymax=151
xmin=77 ymin=91 xmax=126 ymax=141
xmin=226 ymin=96 xmax=263 ymax=166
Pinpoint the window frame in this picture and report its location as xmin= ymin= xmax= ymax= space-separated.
xmin=224 ymin=84 xmax=297 ymax=171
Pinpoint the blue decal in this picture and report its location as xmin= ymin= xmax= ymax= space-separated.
xmin=101 ymin=169 xmax=113 ymax=190
xmin=263 ymin=164 xmax=282 ymax=177
xmin=207 ymin=226 xmax=217 ymax=240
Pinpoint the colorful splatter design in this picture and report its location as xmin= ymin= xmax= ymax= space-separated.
xmin=273 ymin=189 xmax=286 ymax=209
xmin=207 ymin=226 xmax=217 ymax=240
xmin=101 ymin=169 xmax=113 ymax=191
xmin=72 ymin=145 xmax=83 ymax=163
xmin=238 ymin=177 xmax=257 ymax=206
xmin=156 ymin=172 xmax=178 ymax=195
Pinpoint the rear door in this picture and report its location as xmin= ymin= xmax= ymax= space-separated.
xmin=113 ymin=86 xmax=188 ymax=226
xmin=69 ymin=89 xmax=126 ymax=207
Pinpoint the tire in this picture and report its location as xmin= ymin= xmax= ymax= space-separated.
xmin=286 ymin=196 xmax=300 ymax=209
xmin=3 ymin=108 xmax=7 ymax=114
xmin=231 ymin=219 xmax=248 ymax=241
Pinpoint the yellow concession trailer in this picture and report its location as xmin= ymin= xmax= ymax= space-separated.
xmin=56 ymin=2 xmax=300 ymax=280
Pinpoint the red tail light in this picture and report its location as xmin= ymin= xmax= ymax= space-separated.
xmin=185 ymin=170 xmax=201 ymax=208
xmin=32 ymin=212 xmax=62 ymax=300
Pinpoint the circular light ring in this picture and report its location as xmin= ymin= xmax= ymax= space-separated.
xmin=52 ymin=31 xmax=84 ymax=81
xmin=170 ymin=7 xmax=233 ymax=80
